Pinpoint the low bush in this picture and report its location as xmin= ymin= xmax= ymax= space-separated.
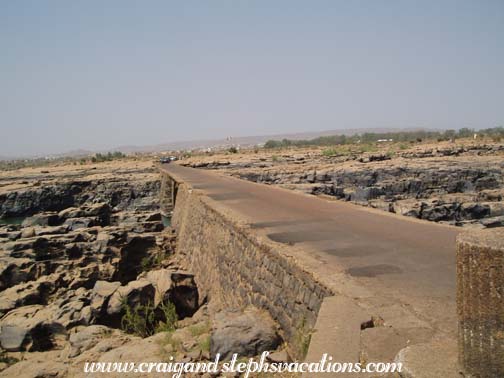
xmin=121 ymin=299 xmax=177 ymax=337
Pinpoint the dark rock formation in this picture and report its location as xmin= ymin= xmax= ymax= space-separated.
xmin=0 ymin=178 xmax=160 ymax=218
xmin=227 ymin=160 xmax=504 ymax=228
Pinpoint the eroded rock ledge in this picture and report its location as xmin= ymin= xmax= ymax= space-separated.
xmin=181 ymin=143 xmax=504 ymax=229
xmin=0 ymin=163 xmax=289 ymax=378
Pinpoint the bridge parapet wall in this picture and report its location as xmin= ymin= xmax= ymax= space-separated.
xmin=167 ymin=176 xmax=332 ymax=356
xmin=159 ymin=171 xmax=178 ymax=216
xmin=457 ymin=228 xmax=504 ymax=378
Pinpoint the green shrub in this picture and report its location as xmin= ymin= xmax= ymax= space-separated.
xmin=162 ymin=332 xmax=183 ymax=354
xmin=140 ymin=256 xmax=153 ymax=272
xmin=198 ymin=335 xmax=211 ymax=353
xmin=398 ymin=143 xmax=408 ymax=150
xmin=357 ymin=143 xmax=378 ymax=153
xmin=121 ymin=299 xmax=177 ymax=337
xmin=322 ymin=148 xmax=340 ymax=157
xmin=293 ymin=316 xmax=312 ymax=359
xmin=121 ymin=299 xmax=156 ymax=337
xmin=188 ymin=321 xmax=211 ymax=337
xmin=156 ymin=301 xmax=178 ymax=333
xmin=141 ymin=251 xmax=169 ymax=272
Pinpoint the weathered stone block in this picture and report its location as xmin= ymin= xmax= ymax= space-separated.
xmin=457 ymin=229 xmax=504 ymax=378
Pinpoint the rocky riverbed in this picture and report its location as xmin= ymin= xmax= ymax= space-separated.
xmin=181 ymin=141 xmax=504 ymax=229
xmin=0 ymin=160 xmax=287 ymax=378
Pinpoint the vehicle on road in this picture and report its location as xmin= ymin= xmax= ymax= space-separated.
xmin=159 ymin=156 xmax=178 ymax=164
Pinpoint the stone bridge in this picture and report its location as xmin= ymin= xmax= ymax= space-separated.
xmin=160 ymin=164 xmax=503 ymax=378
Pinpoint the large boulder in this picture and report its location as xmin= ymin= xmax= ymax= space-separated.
xmin=67 ymin=332 xmax=164 ymax=378
xmin=0 ymin=273 xmax=62 ymax=316
xmin=0 ymin=184 xmax=77 ymax=218
xmin=480 ymin=215 xmax=504 ymax=228
xmin=351 ymin=186 xmax=385 ymax=202
xmin=89 ymin=280 xmax=121 ymax=321
xmin=0 ymin=287 xmax=92 ymax=353
xmin=58 ymin=203 xmax=111 ymax=226
xmin=420 ymin=202 xmax=457 ymax=222
xmin=107 ymin=280 xmax=156 ymax=319
xmin=0 ymin=305 xmax=68 ymax=352
xmin=210 ymin=306 xmax=281 ymax=360
xmin=142 ymin=269 xmax=199 ymax=318
xmin=48 ymin=288 xmax=92 ymax=329
xmin=22 ymin=212 xmax=60 ymax=227
xmin=34 ymin=225 xmax=69 ymax=236
xmin=20 ymin=227 xmax=36 ymax=238
xmin=0 ymin=350 xmax=67 ymax=378
xmin=460 ymin=202 xmax=491 ymax=220
xmin=98 ymin=271 xmax=199 ymax=327
xmin=63 ymin=325 xmax=117 ymax=358
xmin=0 ymin=256 xmax=36 ymax=291
xmin=143 ymin=269 xmax=173 ymax=306
xmin=114 ymin=234 xmax=158 ymax=284
xmin=63 ymin=217 xmax=97 ymax=231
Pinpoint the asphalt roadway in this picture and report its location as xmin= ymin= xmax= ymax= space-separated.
xmin=161 ymin=163 xmax=461 ymax=332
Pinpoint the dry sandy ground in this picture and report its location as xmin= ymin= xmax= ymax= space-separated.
xmin=180 ymin=138 xmax=504 ymax=168
xmin=0 ymin=158 xmax=158 ymax=195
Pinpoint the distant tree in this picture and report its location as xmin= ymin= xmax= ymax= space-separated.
xmin=91 ymin=151 xmax=125 ymax=163
xmin=264 ymin=140 xmax=281 ymax=149
xmin=457 ymin=128 xmax=474 ymax=138
xmin=281 ymin=138 xmax=292 ymax=147
xmin=261 ymin=127 xmax=503 ymax=149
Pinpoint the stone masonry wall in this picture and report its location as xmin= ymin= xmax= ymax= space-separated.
xmin=457 ymin=228 xmax=504 ymax=378
xmin=169 ymin=178 xmax=332 ymax=347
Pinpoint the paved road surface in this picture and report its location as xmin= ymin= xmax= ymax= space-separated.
xmin=161 ymin=163 xmax=460 ymax=331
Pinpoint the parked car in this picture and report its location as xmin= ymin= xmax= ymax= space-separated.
xmin=159 ymin=156 xmax=178 ymax=164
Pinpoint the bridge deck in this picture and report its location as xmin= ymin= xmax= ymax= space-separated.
xmin=161 ymin=163 xmax=460 ymax=338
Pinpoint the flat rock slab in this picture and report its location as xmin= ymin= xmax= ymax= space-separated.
xmin=303 ymin=296 xmax=370 ymax=378
xmin=395 ymin=338 xmax=461 ymax=378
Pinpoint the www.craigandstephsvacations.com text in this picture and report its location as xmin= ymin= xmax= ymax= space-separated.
xmin=83 ymin=352 xmax=403 ymax=376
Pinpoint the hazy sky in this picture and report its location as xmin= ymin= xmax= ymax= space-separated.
xmin=1 ymin=1 xmax=503 ymax=156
